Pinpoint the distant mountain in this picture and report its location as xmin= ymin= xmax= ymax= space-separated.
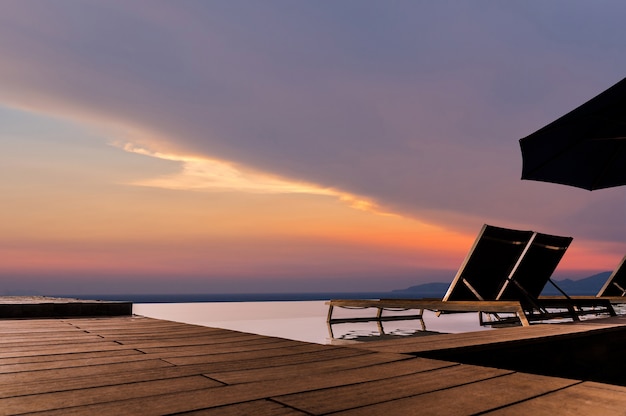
xmin=394 ymin=271 xmax=612 ymax=298
xmin=392 ymin=282 xmax=450 ymax=297
xmin=392 ymin=282 xmax=449 ymax=297
xmin=540 ymin=272 xmax=611 ymax=296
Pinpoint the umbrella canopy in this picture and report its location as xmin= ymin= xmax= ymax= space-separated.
xmin=520 ymin=77 xmax=626 ymax=190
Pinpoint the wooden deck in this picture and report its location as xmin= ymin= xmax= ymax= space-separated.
xmin=2 ymin=315 xmax=626 ymax=415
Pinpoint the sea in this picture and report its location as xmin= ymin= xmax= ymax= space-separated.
xmin=67 ymin=291 xmax=496 ymax=345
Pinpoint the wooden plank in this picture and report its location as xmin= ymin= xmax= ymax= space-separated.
xmin=0 ymin=353 xmax=169 ymax=374
xmin=207 ymin=357 xmax=458 ymax=408
xmin=0 ymin=342 xmax=136 ymax=359
xmin=163 ymin=347 xmax=373 ymax=372
xmin=59 ymin=318 xmax=199 ymax=332
xmin=139 ymin=336 xmax=306 ymax=351
xmin=329 ymin=372 xmax=579 ymax=415
xmin=76 ymin=324 xmax=214 ymax=332
xmin=137 ymin=338 xmax=305 ymax=357
xmin=63 ymin=317 xmax=227 ymax=332
xmin=0 ymin=330 xmax=93 ymax=338
xmin=273 ymin=364 xmax=512 ymax=414
xmin=181 ymin=399 xmax=310 ymax=415
xmin=483 ymin=381 xmax=626 ymax=415
xmin=94 ymin=327 xmax=257 ymax=337
xmin=20 ymin=386 xmax=269 ymax=415
xmin=0 ymin=358 xmax=173 ymax=385
xmin=0 ymin=324 xmax=77 ymax=332
xmin=0 ymin=354 xmax=431 ymax=399
xmin=100 ymin=329 xmax=233 ymax=338
xmin=0 ymin=375 xmax=220 ymax=415
xmin=0 ymin=349 xmax=142 ymax=366
xmin=0 ymin=363 xmax=227 ymax=398
xmin=92 ymin=330 xmax=232 ymax=341
xmin=212 ymin=357 xmax=455 ymax=388
xmin=116 ymin=333 xmax=279 ymax=349
xmin=158 ymin=343 xmax=330 ymax=365
xmin=21 ymin=357 xmax=440 ymax=415
xmin=0 ymin=334 xmax=107 ymax=347
xmin=69 ymin=321 xmax=234 ymax=332
xmin=206 ymin=352 xmax=414 ymax=384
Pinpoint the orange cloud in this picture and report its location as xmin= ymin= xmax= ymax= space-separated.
xmin=117 ymin=141 xmax=396 ymax=216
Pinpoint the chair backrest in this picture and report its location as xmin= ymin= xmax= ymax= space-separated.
xmin=497 ymin=232 xmax=573 ymax=301
xmin=442 ymin=224 xmax=535 ymax=301
xmin=597 ymin=255 xmax=626 ymax=297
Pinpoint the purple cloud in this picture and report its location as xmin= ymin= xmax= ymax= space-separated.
xmin=0 ymin=0 xmax=625 ymax=247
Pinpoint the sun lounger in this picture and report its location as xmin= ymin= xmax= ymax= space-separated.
xmin=445 ymin=226 xmax=615 ymax=321
xmin=441 ymin=225 xmax=583 ymax=324
xmin=327 ymin=223 xmax=616 ymax=330
xmin=325 ymin=298 xmax=531 ymax=328
xmin=327 ymin=224 xmax=536 ymax=328
xmin=495 ymin=232 xmax=615 ymax=320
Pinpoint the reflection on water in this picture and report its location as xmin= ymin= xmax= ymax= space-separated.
xmin=133 ymin=301 xmax=493 ymax=345
xmin=328 ymin=320 xmax=443 ymax=344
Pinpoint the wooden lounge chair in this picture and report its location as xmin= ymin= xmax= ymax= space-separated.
xmin=597 ymin=255 xmax=626 ymax=297
xmin=496 ymin=232 xmax=616 ymax=321
xmin=327 ymin=224 xmax=616 ymax=329
xmin=327 ymin=224 xmax=535 ymax=328
xmin=445 ymin=226 xmax=615 ymax=322
xmin=440 ymin=225 xmax=571 ymax=325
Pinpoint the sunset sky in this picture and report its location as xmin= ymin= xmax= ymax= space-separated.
xmin=1 ymin=1 xmax=625 ymax=295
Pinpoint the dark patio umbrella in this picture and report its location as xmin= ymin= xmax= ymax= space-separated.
xmin=519 ymin=77 xmax=626 ymax=190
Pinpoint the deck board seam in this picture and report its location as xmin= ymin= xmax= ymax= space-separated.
xmin=272 ymin=370 xmax=518 ymax=415
xmin=469 ymin=379 xmax=586 ymax=415
xmin=198 ymin=373 xmax=229 ymax=387
xmin=266 ymin=397 xmax=317 ymax=416
xmin=0 ymin=379 xmax=227 ymax=414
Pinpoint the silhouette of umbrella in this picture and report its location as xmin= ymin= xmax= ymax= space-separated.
xmin=519 ymin=78 xmax=626 ymax=190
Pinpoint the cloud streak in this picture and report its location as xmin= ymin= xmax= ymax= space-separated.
xmin=118 ymin=142 xmax=392 ymax=215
